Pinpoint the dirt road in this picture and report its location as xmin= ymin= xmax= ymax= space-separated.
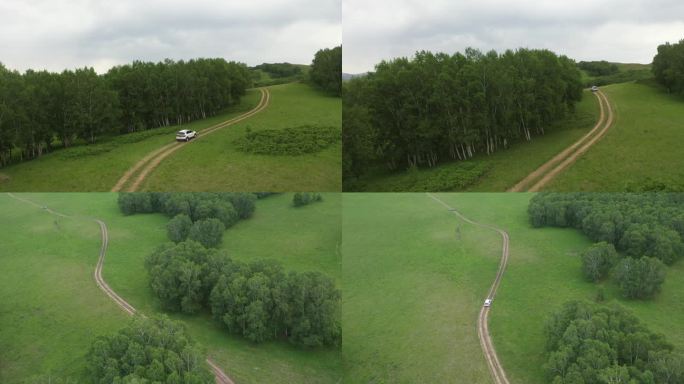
xmin=111 ymin=87 xmax=271 ymax=193
xmin=427 ymin=193 xmax=511 ymax=384
xmin=507 ymin=90 xmax=614 ymax=192
xmin=6 ymin=193 xmax=234 ymax=384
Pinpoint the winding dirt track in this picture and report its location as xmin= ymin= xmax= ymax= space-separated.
xmin=427 ymin=193 xmax=511 ymax=384
xmin=6 ymin=193 xmax=234 ymax=384
xmin=507 ymin=90 xmax=614 ymax=192
xmin=111 ymin=88 xmax=271 ymax=193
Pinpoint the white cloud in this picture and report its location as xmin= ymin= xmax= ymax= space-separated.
xmin=0 ymin=0 xmax=341 ymax=73
xmin=343 ymin=0 xmax=684 ymax=73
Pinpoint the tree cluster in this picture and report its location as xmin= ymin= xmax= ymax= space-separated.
xmin=545 ymin=301 xmax=684 ymax=384
xmin=578 ymin=61 xmax=619 ymax=77
xmin=145 ymin=241 xmax=341 ymax=347
xmin=310 ymin=46 xmax=342 ymax=96
xmin=652 ymin=39 xmax=684 ymax=94
xmin=529 ymin=193 xmax=684 ymax=299
xmin=342 ymin=48 xmax=583 ymax=180
xmin=86 ymin=315 xmax=213 ymax=383
xmin=292 ymin=192 xmax=323 ymax=207
xmin=253 ymin=63 xmax=303 ymax=78
xmin=119 ymin=192 xmax=258 ymax=248
xmin=0 ymin=58 xmax=250 ymax=166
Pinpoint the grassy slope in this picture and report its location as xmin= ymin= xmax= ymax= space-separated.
xmin=342 ymin=193 xmax=500 ymax=383
xmin=0 ymin=91 xmax=261 ymax=192
xmin=353 ymin=89 xmax=599 ymax=192
xmin=548 ymin=81 xmax=684 ymax=191
xmin=0 ymin=194 xmax=127 ymax=382
xmin=141 ymin=83 xmax=342 ymax=192
xmin=9 ymin=193 xmax=342 ymax=384
xmin=433 ymin=193 xmax=684 ymax=384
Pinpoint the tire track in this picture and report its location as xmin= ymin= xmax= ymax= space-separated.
xmin=6 ymin=193 xmax=234 ymax=384
xmin=111 ymin=88 xmax=271 ymax=193
xmin=507 ymin=89 xmax=614 ymax=192
xmin=426 ymin=193 xmax=510 ymax=384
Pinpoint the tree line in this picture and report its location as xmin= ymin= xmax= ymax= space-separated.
xmin=0 ymin=58 xmax=251 ymax=166
xmin=343 ymin=48 xmax=584 ymax=181
xmin=578 ymin=61 xmax=619 ymax=77
xmin=310 ymin=46 xmax=342 ymax=96
xmin=146 ymin=240 xmax=341 ymax=347
xmin=545 ymin=301 xmax=684 ymax=383
xmin=87 ymin=316 xmax=213 ymax=383
xmin=653 ymin=39 xmax=684 ymax=94
xmin=529 ymin=193 xmax=684 ymax=299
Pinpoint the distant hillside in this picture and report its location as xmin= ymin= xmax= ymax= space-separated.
xmin=251 ymin=63 xmax=309 ymax=86
xmin=342 ymin=72 xmax=368 ymax=81
xmin=579 ymin=61 xmax=652 ymax=87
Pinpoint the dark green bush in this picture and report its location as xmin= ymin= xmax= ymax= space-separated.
xmin=233 ymin=125 xmax=340 ymax=155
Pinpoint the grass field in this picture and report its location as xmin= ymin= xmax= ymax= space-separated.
xmin=141 ymin=82 xmax=341 ymax=192
xmin=0 ymin=194 xmax=127 ymax=382
xmin=1 ymin=193 xmax=342 ymax=384
xmin=431 ymin=193 xmax=684 ymax=384
xmin=0 ymin=91 xmax=261 ymax=192
xmin=547 ymin=80 xmax=684 ymax=191
xmin=351 ymin=89 xmax=599 ymax=192
xmin=342 ymin=193 xmax=501 ymax=383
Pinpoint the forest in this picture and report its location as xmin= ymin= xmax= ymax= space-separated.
xmin=342 ymin=48 xmax=584 ymax=183
xmin=0 ymin=58 xmax=251 ymax=166
xmin=652 ymin=38 xmax=684 ymax=95
xmin=544 ymin=301 xmax=683 ymax=383
xmin=118 ymin=192 xmax=341 ymax=347
xmin=528 ymin=193 xmax=684 ymax=299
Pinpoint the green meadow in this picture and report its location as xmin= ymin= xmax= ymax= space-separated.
xmin=342 ymin=193 xmax=684 ymax=384
xmin=547 ymin=80 xmax=684 ymax=191
xmin=0 ymin=193 xmax=341 ymax=384
xmin=141 ymin=82 xmax=341 ymax=192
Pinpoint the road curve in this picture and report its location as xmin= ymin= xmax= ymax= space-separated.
xmin=111 ymin=87 xmax=271 ymax=193
xmin=6 ymin=193 xmax=234 ymax=384
xmin=426 ymin=193 xmax=511 ymax=384
xmin=507 ymin=89 xmax=614 ymax=192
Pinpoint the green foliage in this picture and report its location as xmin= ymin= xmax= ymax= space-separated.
xmin=544 ymin=301 xmax=677 ymax=383
xmin=86 ymin=315 xmax=213 ymax=383
xmin=613 ymin=257 xmax=667 ymax=299
xmin=233 ymin=125 xmax=340 ymax=156
xmin=167 ymin=214 xmax=192 ymax=243
xmin=652 ymin=39 xmax=684 ymax=94
xmin=253 ymin=63 xmax=303 ymax=78
xmin=578 ymin=61 xmax=619 ymax=76
xmin=292 ymin=192 xmax=323 ymax=207
xmin=117 ymin=193 xmax=154 ymax=215
xmin=188 ymin=218 xmax=225 ymax=248
xmin=310 ymin=46 xmax=342 ymax=96
xmin=528 ymin=193 xmax=684 ymax=266
xmin=581 ymin=242 xmax=618 ymax=282
xmin=342 ymin=48 xmax=584 ymax=179
xmin=145 ymin=240 xmax=341 ymax=347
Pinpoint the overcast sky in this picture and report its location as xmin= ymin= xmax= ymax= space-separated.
xmin=0 ymin=0 xmax=341 ymax=73
xmin=343 ymin=0 xmax=684 ymax=73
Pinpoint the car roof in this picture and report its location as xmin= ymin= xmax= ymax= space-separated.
xmin=178 ymin=129 xmax=189 ymax=133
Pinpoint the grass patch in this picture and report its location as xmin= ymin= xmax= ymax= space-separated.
xmin=234 ymin=125 xmax=340 ymax=155
xmin=11 ymin=193 xmax=341 ymax=384
xmin=547 ymin=81 xmax=684 ymax=191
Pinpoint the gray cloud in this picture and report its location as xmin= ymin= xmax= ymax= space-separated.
xmin=0 ymin=0 xmax=341 ymax=73
xmin=343 ymin=0 xmax=684 ymax=73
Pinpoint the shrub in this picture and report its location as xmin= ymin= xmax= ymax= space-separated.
xmin=613 ymin=257 xmax=666 ymax=299
xmin=167 ymin=214 xmax=192 ymax=243
xmin=293 ymin=192 xmax=323 ymax=207
xmin=581 ymin=242 xmax=618 ymax=282
xmin=233 ymin=125 xmax=340 ymax=155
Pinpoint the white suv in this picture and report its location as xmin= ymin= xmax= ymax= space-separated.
xmin=176 ymin=129 xmax=197 ymax=142
xmin=484 ymin=299 xmax=492 ymax=307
